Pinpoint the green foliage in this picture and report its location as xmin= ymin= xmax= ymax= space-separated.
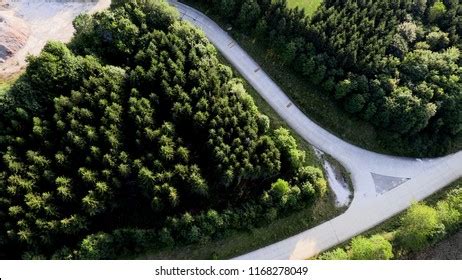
xmin=296 ymin=166 xmax=327 ymax=197
xmin=426 ymin=29 xmax=450 ymax=50
xmin=319 ymin=234 xmax=393 ymax=260
xmin=436 ymin=188 xmax=462 ymax=232
xmin=237 ymin=0 xmax=261 ymax=30
xmin=320 ymin=184 xmax=462 ymax=259
xmin=349 ymin=235 xmax=394 ymax=260
xmin=318 ymin=248 xmax=349 ymax=260
xmin=0 ymin=0 xmax=325 ymax=259
xmin=189 ymin=0 xmax=462 ymax=156
xmin=270 ymin=179 xmax=291 ymax=197
xmin=397 ymin=203 xmax=442 ymax=252
xmin=428 ymin=1 xmax=447 ymax=23
xmin=287 ymin=0 xmax=323 ymax=17
xmin=273 ymin=128 xmax=306 ymax=172
xmin=344 ymin=94 xmax=366 ymax=114
xmin=78 ymin=233 xmax=115 ymax=260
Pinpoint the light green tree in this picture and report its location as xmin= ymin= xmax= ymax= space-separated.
xmin=349 ymin=235 xmax=394 ymax=260
xmin=397 ymin=203 xmax=442 ymax=251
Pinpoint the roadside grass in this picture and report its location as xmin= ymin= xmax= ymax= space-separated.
xmin=180 ymin=0 xmax=392 ymax=156
xmin=233 ymin=36 xmax=391 ymax=154
xmin=367 ymin=178 xmax=462 ymax=237
xmin=312 ymin=178 xmax=462 ymax=259
xmin=287 ymin=0 xmax=323 ymax=16
xmin=140 ymin=194 xmax=344 ymax=259
xmin=181 ymin=0 xmax=462 ymax=156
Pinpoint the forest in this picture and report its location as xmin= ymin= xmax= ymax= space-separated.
xmin=0 ymin=0 xmax=327 ymax=259
xmin=189 ymin=0 xmax=462 ymax=156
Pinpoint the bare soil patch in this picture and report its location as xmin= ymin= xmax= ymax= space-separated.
xmin=0 ymin=13 xmax=29 ymax=63
xmin=0 ymin=0 xmax=110 ymax=80
xmin=411 ymin=230 xmax=462 ymax=260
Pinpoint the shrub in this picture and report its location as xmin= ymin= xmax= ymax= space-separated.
xmin=349 ymin=235 xmax=394 ymax=260
xmin=78 ymin=232 xmax=115 ymax=260
xmin=270 ymin=179 xmax=291 ymax=198
xmin=319 ymin=248 xmax=349 ymax=260
xmin=397 ymin=203 xmax=442 ymax=252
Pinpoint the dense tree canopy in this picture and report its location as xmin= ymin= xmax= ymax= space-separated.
xmin=0 ymin=0 xmax=326 ymax=259
xmin=190 ymin=0 xmax=462 ymax=156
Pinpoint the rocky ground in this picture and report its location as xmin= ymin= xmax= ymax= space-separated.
xmin=0 ymin=12 xmax=29 ymax=63
xmin=0 ymin=0 xmax=110 ymax=80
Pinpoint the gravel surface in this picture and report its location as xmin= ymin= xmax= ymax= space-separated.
xmin=0 ymin=13 xmax=29 ymax=62
xmin=0 ymin=0 xmax=110 ymax=79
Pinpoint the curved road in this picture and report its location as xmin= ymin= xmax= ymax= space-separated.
xmin=169 ymin=0 xmax=462 ymax=259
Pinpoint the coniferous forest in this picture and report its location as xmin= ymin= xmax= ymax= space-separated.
xmin=191 ymin=0 xmax=462 ymax=156
xmin=0 ymin=0 xmax=327 ymax=259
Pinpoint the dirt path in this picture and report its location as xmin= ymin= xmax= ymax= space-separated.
xmin=411 ymin=230 xmax=462 ymax=260
xmin=0 ymin=0 xmax=110 ymax=80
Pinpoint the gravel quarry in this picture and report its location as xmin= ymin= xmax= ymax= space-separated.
xmin=0 ymin=12 xmax=30 ymax=64
xmin=0 ymin=0 xmax=110 ymax=79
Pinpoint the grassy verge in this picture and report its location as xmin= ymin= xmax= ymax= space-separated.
xmin=287 ymin=0 xmax=323 ymax=16
xmin=181 ymin=1 xmax=462 ymax=156
xmin=140 ymin=194 xmax=344 ymax=259
xmin=314 ymin=178 xmax=462 ymax=259
xmin=233 ymin=36 xmax=391 ymax=154
xmin=180 ymin=1 xmax=394 ymax=156
xmin=366 ymin=178 xmax=462 ymax=237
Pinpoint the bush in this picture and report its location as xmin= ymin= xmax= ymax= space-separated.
xmin=273 ymin=128 xmax=306 ymax=171
xmin=349 ymin=235 xmax=394 ymax=260
xmin=397 ymin=203 xmax=442 ymax=252
xmin=300 ymin=182 xmax=316 ymax=198
xmin=296 ymin=166 xmax=327 ymax=197
xmin=319 ymin=248 xmax=349 ymax=260
xmin=436 ymin=201 xmax=461 ymax=232
xmin=270 ymin=179 xmax=291 ymax=198
xmin=319 ymin=186 xmax=462 ymax=259
xmin=78 ymin=232 xmax=115 ymax=260
xmin=435 ymin=188 xmax=462 ymax=232
xmin=428 ymin=1 xmax=447 ymax=23
xmin=158 ymin=227 xmax=174 ymax=248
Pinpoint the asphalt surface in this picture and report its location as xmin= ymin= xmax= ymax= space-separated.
xmin=169 ymin=0 xmax=462 ymax=259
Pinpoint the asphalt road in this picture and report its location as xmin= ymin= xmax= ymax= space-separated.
xmin=169 ymin=0 xmax=462 ymax=260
